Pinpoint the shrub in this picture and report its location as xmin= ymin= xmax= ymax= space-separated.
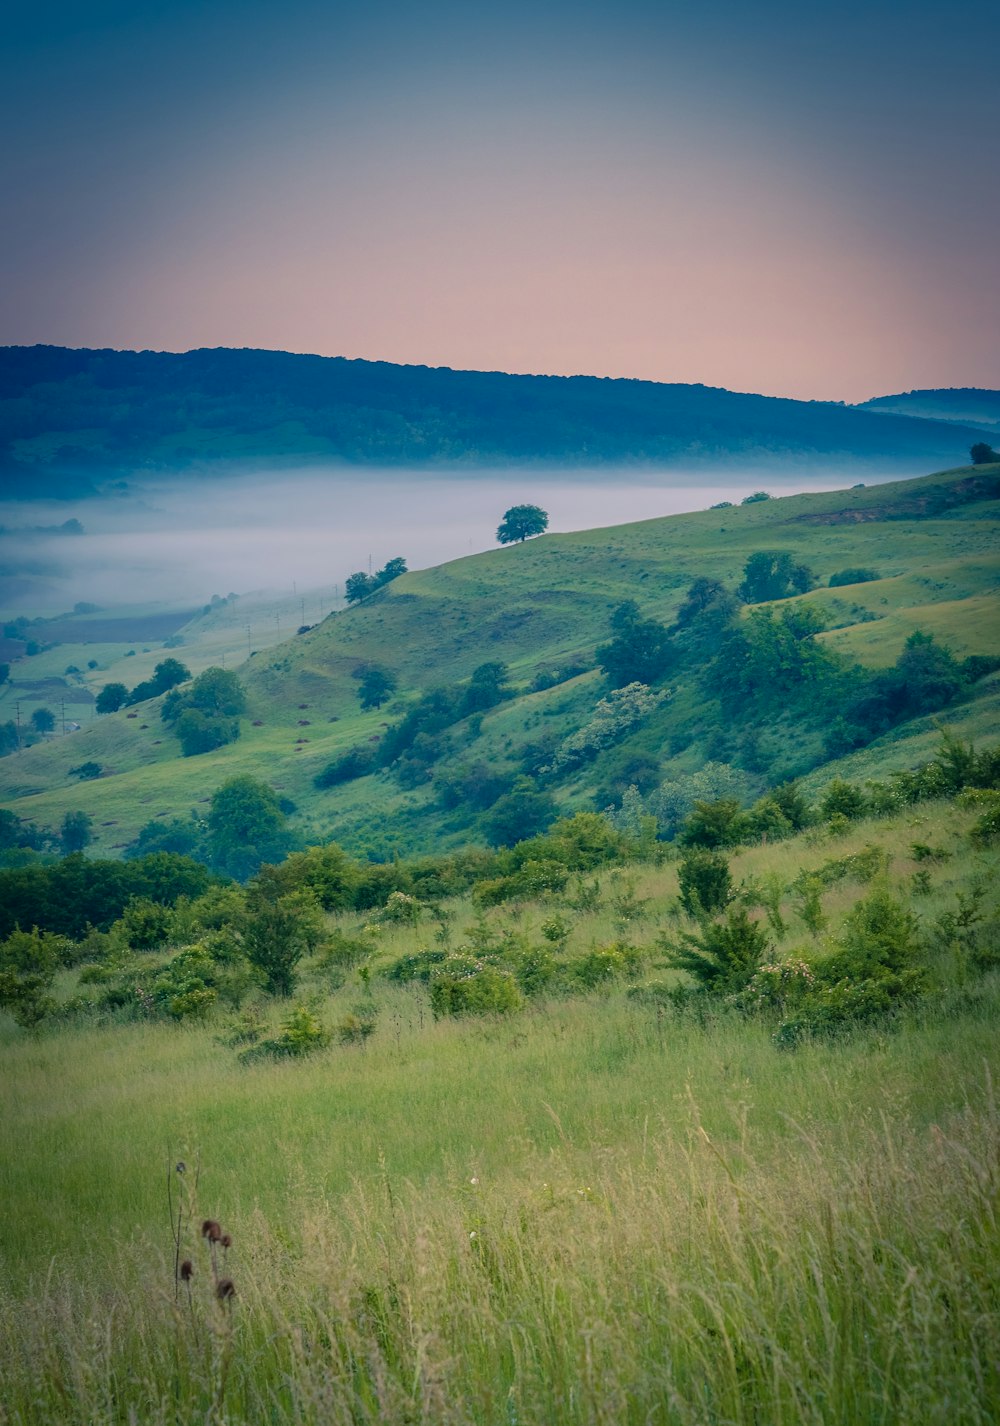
xmin=819 ymin=778 xmax=867 ymax=822
xmin=429 ymin=958 xmax=523 ymax=1017
xmin=384 ymin=948 xmax=447 ymax=983
xmin=118 ymin=896 xmax=175 ymax=950
xmin=314 ymin=745 xmax=378 ymax=788
xmin=337 ymin=1002 xmax=379 ymax=1044
xmin=677 ymin=849 xmax=732 ymax=917
xmin=665 ymin=908 xmax=771 ymax=993
xmin=828 ymin=568 xmax=880 ymax=587
xmin=0 ymin=928 xmax=69 ymax=1027
xmin=241 ymin=1004 xmax=331 ymax=1060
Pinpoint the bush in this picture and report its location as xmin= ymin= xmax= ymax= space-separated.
xmin=819 ymin=778 xmax=867 ymax=822
xmin=665 ymin=908 xmax=771 ymax=993
xmin=429 ymin=958 xmax=523 ymax=1017
xmin=828 ymin=568 xmax=880 ymax=587
xmin=314 ymin=745 xmax=379 ymax=789
xmin=677 ymin=849 xmax=732 ymax=917
xmin=241 ymin=1004 xmax=331 ymax=1060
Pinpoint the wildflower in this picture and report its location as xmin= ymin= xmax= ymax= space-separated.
xmin=469 ymin=1231 xmax=477 ymax=1240
xmin=469 ymin=1176 xmax=479 ymax=1186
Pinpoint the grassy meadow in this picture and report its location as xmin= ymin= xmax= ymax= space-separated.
xmin=2 ymin=799 xmax=999 ymax=1423
xmin=2 ymin=464 xmax=999 ymax=857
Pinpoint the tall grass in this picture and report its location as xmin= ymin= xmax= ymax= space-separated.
xmin=2 ymin=985 xmax=999 ymax=1423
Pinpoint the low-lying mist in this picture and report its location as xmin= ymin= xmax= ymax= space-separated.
xmin=0 ymin=463 xmax=905 ymax=615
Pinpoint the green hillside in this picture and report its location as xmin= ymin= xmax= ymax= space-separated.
xmin=2 ymin=463 xmax=999 ymax=858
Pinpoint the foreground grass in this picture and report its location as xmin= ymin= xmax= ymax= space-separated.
xmin=2 ymin=983 xmax=999 ymax=1423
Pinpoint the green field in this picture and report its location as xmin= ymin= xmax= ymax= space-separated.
xmin=1 ymin=798 xmax=999 ymax=1423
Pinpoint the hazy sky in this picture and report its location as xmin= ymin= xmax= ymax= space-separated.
xmin=2 ymin=0 xmax=998 ymax=401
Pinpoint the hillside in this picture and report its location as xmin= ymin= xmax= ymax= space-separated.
xmin=0 ymin=346 xmax=989 ymax=494
xmin=2 ymin=462 xmax=998 ymax=859
xmin=859 ymin=386 xmax=1000 ymax=432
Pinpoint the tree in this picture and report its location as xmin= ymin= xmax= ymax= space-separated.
xmin=483 ymin=778 xmax=557 ymax=847
xmin=376 ymin=556 xmax=407 ymax=585
xmin=738 ymin=550 xmax=814 ymax=603
xmin=126 ymin=657 xmax=190 ymax=705
xmin=239 ymin=885 xmax=325 ymax=996
xmin=596 ymin=602 xmax=673 ymax=688
xmin=95 ymin=682 xmax=129 ymax=714
xmin=161 ymin=667 xmax=245 ymax=756
xmin=205 ymin=776 xmax=292 ymax=880
xmin=60 ymin=810 xmax=93 ymax=855
xmin=352 ymin=664 xmax=397 ymax=711
xmin=970 ymin=442 xmax=999 ymax=465
xmin=496 ymin=505 xmax=549 ymax=544
xmin=461 ymin=661 xmax=510 ymax=714
xmin=30 ymin=707 xmax=56 ymax=734
xmin=345 ymin=571 xmax=377 ymax=603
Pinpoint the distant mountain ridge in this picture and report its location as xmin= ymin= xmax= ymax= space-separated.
xmin=857 ymin=387 xmax=1000 ymax=434
xmin=0 ymin=345 xmax=989 ymax=495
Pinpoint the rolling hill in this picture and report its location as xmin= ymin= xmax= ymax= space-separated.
xmin=2 ymin=462 xmax=998 ymax=859
xmin=0 ymin=345 xmax=990 ymax=495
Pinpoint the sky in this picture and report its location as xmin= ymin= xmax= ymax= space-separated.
xmin=2 ymin=0 xmax=998 ymax=402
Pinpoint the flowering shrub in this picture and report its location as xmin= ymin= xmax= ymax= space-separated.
xmin=429 ymin=957 xmax=523 ymax=1017
xmin=545 ymin=683 xmax=664 ymax=773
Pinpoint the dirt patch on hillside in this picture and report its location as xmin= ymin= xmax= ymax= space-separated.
xmin=793 ymin=473 xmax=1000 ymax=526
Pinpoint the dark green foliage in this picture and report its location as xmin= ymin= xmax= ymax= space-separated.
xmin=345 ymin=571 xmax=376 ymax=603
xmin=241 ymin=1004 xmax=331 ymax=1061
xmin=125 ymin=657 xmax=191 ymax=706
xmin=30 ymin=707 xmax=55 ymax=733
xmin=678 ymin=849 xmax=733 ymax=916
xmin=970 ymin=442 xmax=999 ymax=465
xmin=738 ymin=550 xmax=815 ymax=602
xmin=710 ymin=602 xmax=832 ymax=711
xmin=437 ymin=761 xmax=513 ymax=812
xmin=828 ymin=567 xmax=880 ymax=587
xmin=125 ymin=817 xmax=199 ymax=859
xmin=679 ymin=799 xmax=747 ymax=849
xmin=205 ymin=776 xmax=293 ymax=880
xmin=314 ymin=744 xmax=378 ymax=788
xmin=0 ymin=928 xmax=69 ymax=1027
xmin=60 ymin=810 xmax=92 ymax=854
xmin=596 ymin=602 xmax=673 ymax=688
xmin=352 ymin=663 xmax=397 ymax=711
xmin=69 ymin=761 xmax=102 ymax=780
xmin=0 ymin=721 xmax=18 ymax=756
xmin=741 ymin=491 xmax=772 ymax=504
xmin=0 ymin=810 xmax=50 ymax=854
xmin=0 ymin=852 xmax=211 ymax=940
xmin=666 ymin=908 xmax=771 ymax=992
xmin=496 ymin=505 xmax=548 ymax=544
xmin=95 ymin=682 xmax=128 ymax=714
xmin=819 ymin=778 xmax=867 ymax=822
xmin=384 ymin=948 xmax=447 ymax=983
xmin=238 ymin=885 xmax=325 ymax=996
xmin=162 ymin=666 xmax=245 ymax=756
xmin=118 ymin=896 xmax=174 ymax=950
xmin=482 ymin=778 xmax=558 ymax=848
xmin=461 ymin=661 xmax=511 ymax=715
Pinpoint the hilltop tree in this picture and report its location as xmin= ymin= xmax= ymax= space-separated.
xmin=95 ymin=682 xmax=128 ymax=714
xmin=970 ymin=442 xmax=1000 ymax=465
xmin=496 ymin=505 xmax=549 ymax=544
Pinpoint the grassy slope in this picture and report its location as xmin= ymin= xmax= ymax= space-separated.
xmin=2 ymin=463 xmax=999 ymax=854
xmin=0 ymin=801 xmax=997 ymax=1423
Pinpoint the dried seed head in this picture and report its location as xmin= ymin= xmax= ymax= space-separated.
xmin=201 ymin=1219 xmax=222 ymax=1242
xmin=180 ymin=1260 xmax=193 ymax=1281
xmin=220 ymin=1233 xmax=232 ymax=1249
xmin=216 ymin=1278 xmax=236 ymax=1300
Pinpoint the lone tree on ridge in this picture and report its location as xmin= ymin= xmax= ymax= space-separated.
xmin=496 ymin=505 xmax=549 ymax=545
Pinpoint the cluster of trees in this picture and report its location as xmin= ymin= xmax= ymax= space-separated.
xmin=317 ymin=660 xmax=513 ymax=794
xmin=96 ymin=658 xmax=190 ymax=714
xmin=161 ymin=667 xmax=246 ymax=756
xmin=344 ymin=557 xmax=407 ymax=605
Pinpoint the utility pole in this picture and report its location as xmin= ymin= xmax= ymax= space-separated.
xmin=15 ymin=700 xmax=21 ymax=750
xmin=246 ymin=624 xmax=252 ymax=658
xmin=60 ymin=699 xmax=66 ymax=735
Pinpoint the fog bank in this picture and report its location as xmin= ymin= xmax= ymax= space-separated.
xmin=0 ymin=464 xmax=904 ymax=614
